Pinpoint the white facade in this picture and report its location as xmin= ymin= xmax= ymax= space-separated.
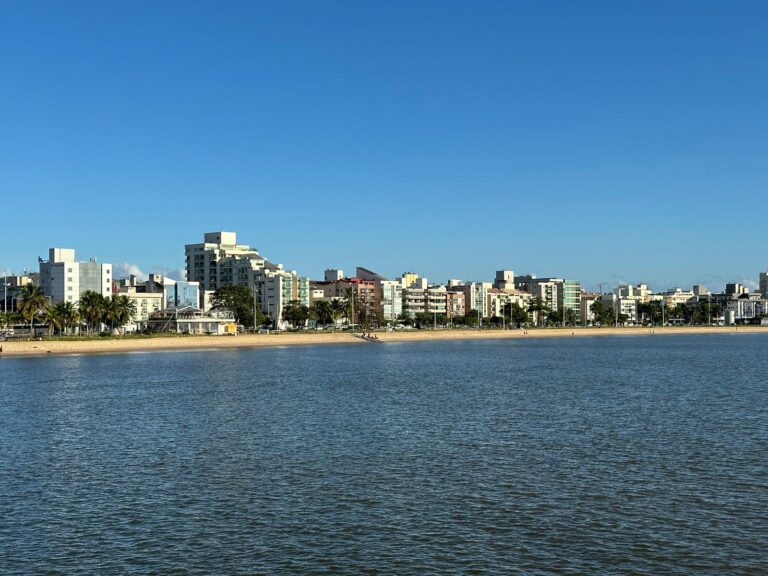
xmin=377 ymin=280 xmax=403 ymax=322
xmin=39 ymin=248 xmax=112 ymax=304
xmin=185 ymin=231 xmax=309 ymax=325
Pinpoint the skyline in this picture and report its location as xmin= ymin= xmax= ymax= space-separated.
xmin=4 ymin=231 xmax=766 ymax=295
xmin=2 ymin=1 xmax=767 ymax=289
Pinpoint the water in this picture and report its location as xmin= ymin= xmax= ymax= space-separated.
xmin=1 ymin=334 xmax=767 ymax=575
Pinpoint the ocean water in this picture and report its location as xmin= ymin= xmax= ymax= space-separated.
xmin=1 ymin=334 xmax=767 ymax=575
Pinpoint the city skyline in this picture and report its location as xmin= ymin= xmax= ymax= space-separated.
xmin=2 ymin=2 xmax=767 ymax=288
xmin=3 ymin=231 xmax=766 ymax=296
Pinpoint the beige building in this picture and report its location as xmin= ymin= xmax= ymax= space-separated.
xmin=114 ymin=285 xmax=164 ymax=327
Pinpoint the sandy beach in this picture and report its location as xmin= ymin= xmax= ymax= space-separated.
xmin=1 ymin=326 xmax=766 ymax=358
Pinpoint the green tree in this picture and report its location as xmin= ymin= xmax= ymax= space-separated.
xmin=589 ymin=300 xmax=616 ymax=326
xmin=104 ymin=294 xmax=134 ymax=333
xmin=210 ymin=285 xmax=264 ymax=328
xmin=17 ymin=284 xmax=49 ymax=334
xmin=43 ymin=305 xmax=62 ymax=335
xmin=282 ymin=299 xmax=310 ymax=329
xmin=0 ymin=310 xmax=20 ymax=329
xmin=637 ymin=301 xmax=663 ymax=325
xmin=527 ymin=297 xmax=551 ymax=327
xmin=415 ymin=311 xmax=433 ymax=328
xmin=79 ymin=291 xmax=106 ymax=334
xmin=341 ymin=287 xmax=355 ymax=325
xmin=330 ymin=299 xmax=345 ymax=328
xmin=506 ymin=302 xmax=530 ymax=328
xmin=58 ymin=301 xmax=80 ymax=335
xmin=310 ymin=300 xmax=334 ymax=326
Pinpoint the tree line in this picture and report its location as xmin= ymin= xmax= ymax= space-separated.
xmin=1 ymin=285 xmax=134 ymax=335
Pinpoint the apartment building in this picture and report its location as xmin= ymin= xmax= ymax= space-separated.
xmin=39 ymin=248 xmax=112 ymax=304
xmin=185 ymin=231 xmax=309 ymax=326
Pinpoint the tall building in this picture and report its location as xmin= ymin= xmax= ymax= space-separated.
xmin=493 ymin=270 xmax=515 ymax=291
xmin=558 ymin=280 xmax=582 ymax=322
xmin=760 ymin=271 xmax=768 ymax=298
xmin=184 ymin=231 xmax=309 ymax=326
xmin=39 ymin=248 xmax=112 ymax=304
xmin=447 ymin=282 xmax=492 ymax=317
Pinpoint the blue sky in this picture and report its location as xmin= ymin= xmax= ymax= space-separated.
xmin=1 ymin=1 xmax=766 ymax=291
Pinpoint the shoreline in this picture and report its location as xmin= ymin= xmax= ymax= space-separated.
xmin=1 ymin=326 xmax=767 ymax=358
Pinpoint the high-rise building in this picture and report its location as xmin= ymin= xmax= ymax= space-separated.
xmin=39 ymin=248 xmax=112 ymax=304
xmin=760 ymin=271 xmax=768 ymax=298
xmin=559 ymin=280 xmax=582 ymax=322
xmin=184 ymin=231 xmax=308 ymax=326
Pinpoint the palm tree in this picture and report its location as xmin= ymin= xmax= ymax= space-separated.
xmin=107 ymin=295 xmax=134 ymax=333
xmin=17 ymin=284 xmax=49 ymax=335
xmin=79 ymin=290 xmax=105 ymax=334
xmin=58 ymin=301 xmax=80 ymax=335
xmin=330 ymin=298 xmax=345 ymax=329
xmin=527 ymin=297 xmax=551 ymax=327
xmin=341 ymin=287 xmax=356 ymax=326
xmin=311 ymin=300 xmax=333 ymax=327
xmin=43 ymin=305 xmax=63 ymax=335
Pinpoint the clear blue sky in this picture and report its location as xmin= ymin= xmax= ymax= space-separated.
xmin=2 ymin=1 xmax=766 ymax=291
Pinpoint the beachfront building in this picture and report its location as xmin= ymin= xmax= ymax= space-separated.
xmin=446 ymin=281 xmax=492 ymax=318
xmin=760 ymin=271 xmax=768 ymax=298
xmin=355 ymin=270 xmax=402 ymax=323
xmin=113 ymin=285 xmax=164 ymax=328
xmin=485 ymin=288 xmax=509 ymax=318
xmin=185 ymin=231 xmax=309 ymax=327
xmin=401 ymin=285 xmax=447 ymax=319
xmin=726 ymin=293 xmax=768 ymax=323
xmin=142 ymin=306 xmax=237 ymax=335
xmin=39 ymin=248 xmax=112 ymax=304
xmin=558 ymin=280 xmax=582 ymax=323
xmin=600 ymin=293 xmax=638 ymax=324
xmin=446 ymin=290 xmax=465 ymax=320
xmin=517 ymin=276 xmax=562 ymax=315
xmin=580 ymin=292 xmax=600 ymax=325
xmin=663 ymin=288 xmax=695 ymax=308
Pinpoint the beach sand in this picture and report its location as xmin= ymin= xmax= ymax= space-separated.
xmin=1 ymin=326 xmax=766 ymax=358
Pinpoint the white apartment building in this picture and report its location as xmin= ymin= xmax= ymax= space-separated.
xmin=377 ymin=280 xmax=403 ymax=322
xmin=601 ymin=293 xmax=638 ymax=323
xmin=39 ymin=248 xmax=112 ymax=304
xmin=185 ymin=231 xmax=309 ymax=326
xmin=664 ymin=288 xmax=695 ymax=308
xmin=726 ymin=295 xmax=768 ymax=323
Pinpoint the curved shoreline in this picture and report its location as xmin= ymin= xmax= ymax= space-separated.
xmin=1 ymin=326 xmax=767 ymax=358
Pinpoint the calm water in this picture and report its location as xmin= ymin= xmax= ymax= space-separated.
xmin=1 ymin=334 xmax=767 ymax=575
